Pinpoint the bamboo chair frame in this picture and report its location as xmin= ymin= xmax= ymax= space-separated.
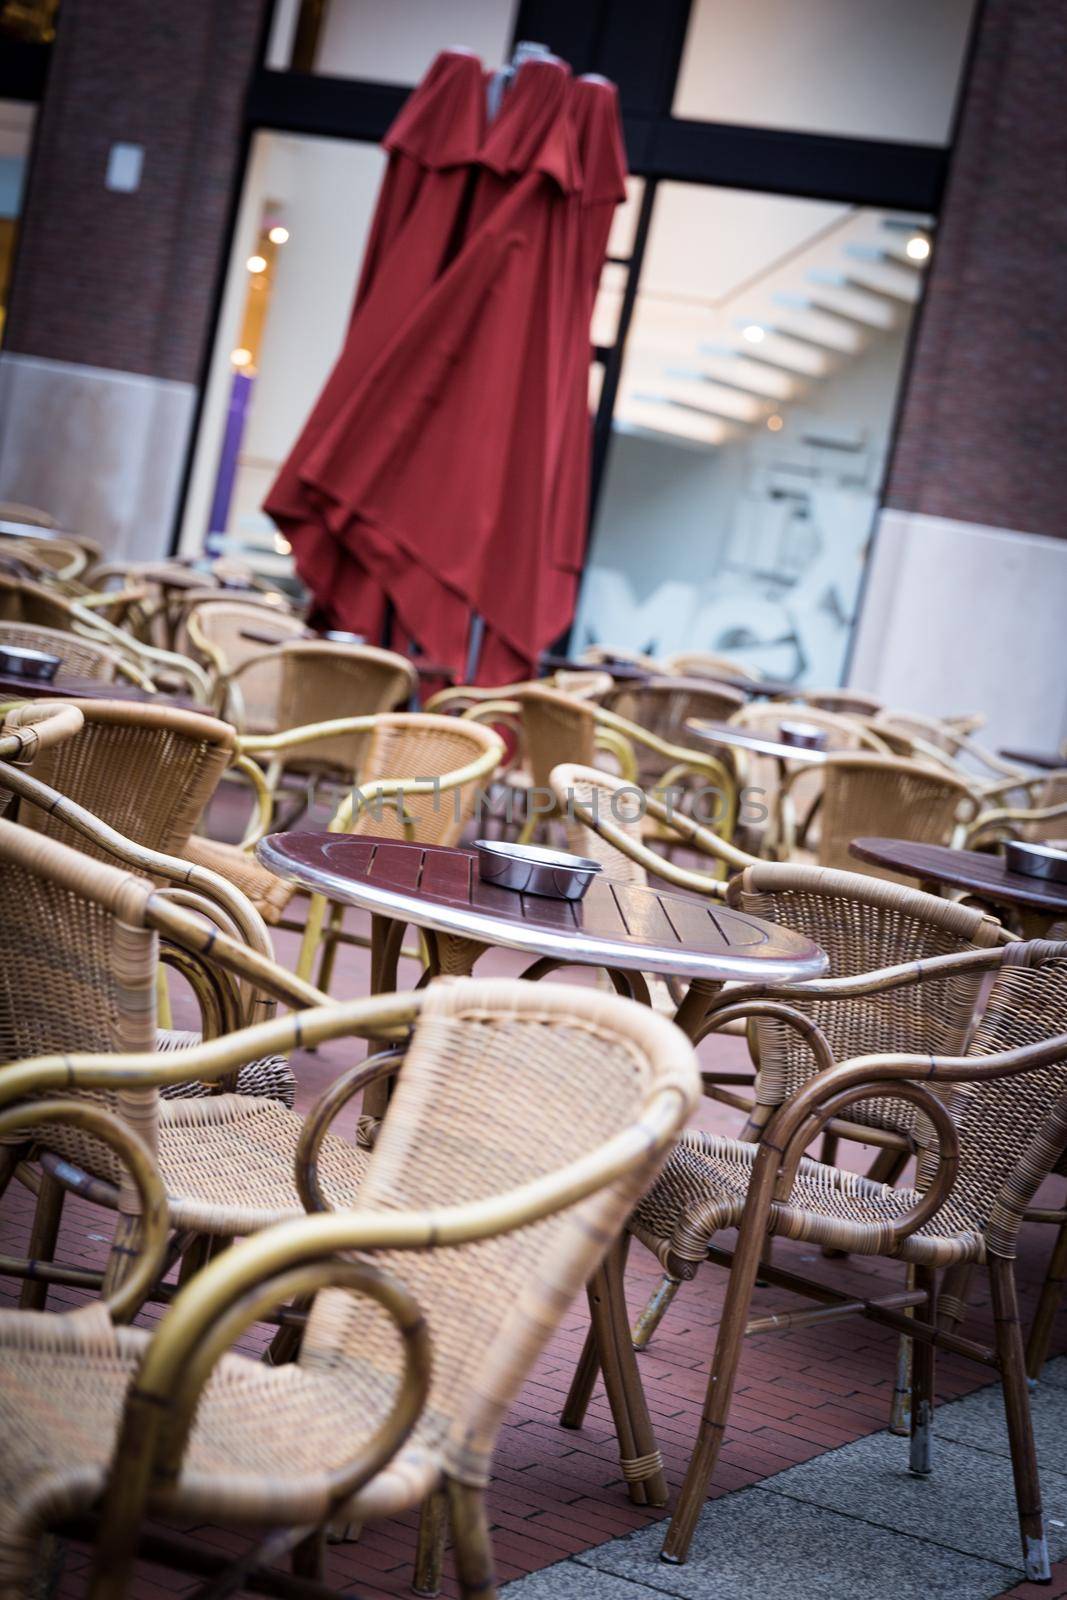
xmin=0 ymin=978 xmax=700 ymax=1600
xmin=964 ymin=781 xmax=1067 ymax=850
xmin=425 ymin=670 xmax=614 ymax=715
xmin=660 ymin=651 xmax=763 ymax=682
xmin=184 ymin=599 xmax=308 ymax=726
xmin=585 ymin=940 xmax=1067 ymax=1579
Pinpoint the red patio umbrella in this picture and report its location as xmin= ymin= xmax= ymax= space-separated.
xmin=265 ymin=49 xmax=627 ymax=683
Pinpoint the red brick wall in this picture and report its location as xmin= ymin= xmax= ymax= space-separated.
xmin=885 ymin=0 xmax=1067 ymax=538
xmin=5 ymin=0 xmax=267 ymax=385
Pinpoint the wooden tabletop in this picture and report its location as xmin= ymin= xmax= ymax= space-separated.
xmin=258 ymin=833 xmax=828 ymax=983
xmin=687 ymin=719 xmax=831 ymax=764
xmin=1000 ymin=748 xmax=1065 ymax=772
xmin=849 ymin=836 xmax=1067 ymax=916
xmin=0 ymin=670 xmax=195 ymax=705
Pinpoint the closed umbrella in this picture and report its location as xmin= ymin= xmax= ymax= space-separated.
xmin=266 ymin=50 xmax=626 ymax=682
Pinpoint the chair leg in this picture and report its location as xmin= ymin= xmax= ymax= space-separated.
xmin=989 ymin=1253 xmax=1051 ymax=1583
xmin=412 ymin=1489 xmax=448 ymax=1597
xmin=586 ymin=1237 xmax=668 ymax=1505
xmin=888 ymin=1263 xmax=917 ymax=1435
xmin=662 ymin=1226 xmax=765 ymax=1563
xmin=631 ymin=1272 xmax=683 ymax=1351
xmin=315 ymin=903 xmax=346 ymax=994
xmin=18 ymin=1170 xmax=65 ymax=1311
xmin=0 ymin=1141 xmax=27 ymax=1197
xmin=908 ymin=1267 xmax=936 ymax=1475
xmin=559 ymin=1323 xmax=600 ymax=1430
xmin=1026 ymin=1218 xmax=1067 ymax=1382
xmin=291 ymin=1527 xmax=326 ymax=1579
xmin=447 ymin=1480 xmax=497 ymax=1600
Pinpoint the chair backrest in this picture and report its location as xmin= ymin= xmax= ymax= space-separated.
xmin=299 ymin=976 xmax=700 ymax=1484
xmin=814 ymin=752 xmax=974 ymax=877
xmin=727 ymin=861 xmax=1007 ymax=1134
xmin=0 ymin=620 xmax=121 ymax=681
xmin=605 ymin=677 xmax=748 ymax=748
xmin=354 ymin=713 xmax=502 ymax=845
xmin=550 ymin=669 xmax=613 ymax=701
xmin=0 ymin=502 xmax=55 ymax=528
xmin=0 ymin=570 xmax=77 ymax=633
xmin=276 ymin=641 xmax=418 ymax=769
xmin=0 ymin=818 xmax=158 ymax=1185
xmin=517 ymin=684 xmax=597 ymax=791
xmin=661 ymin=651 xmax=762 ymax=682
xmin=0 ymin=533 xmax=88 ymax=583
xmin=914 ymin=941 xmax=1067 ymax=1243
xmin=16 ymin=700 xmax=236 ymax=859
xmin=802 ymin=688 xmax=884 ymax=717
xmin=550 ymin=762 xmax=649 ymax=886
xmin=185 ymin=599 xmax=306 ymax=731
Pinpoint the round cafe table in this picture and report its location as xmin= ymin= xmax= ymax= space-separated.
xmin=687 ymin=719 xmax=832 ymax=766
xmin=1000 ymin=748 xmax=1066 ymax=773
xmin=257 ymin=831 xmax=827 ymax=1042
xmin=849 ymin=836 xmax=1067 ymax=936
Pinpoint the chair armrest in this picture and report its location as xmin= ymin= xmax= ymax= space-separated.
xmin=0 ymin=1099 xmax=167 ymax=1323
xmin=965 ymin=796 xmax=1067 ymax=849
xmin=704 ymin=943 xmax=1014 ymax=1017
xmin=565 ymin=796 xmax=730 ymax=898
xmin=95 ymin=1255 xmax=431 ymax=1580
xmin=1 ymin=700 xmax=84 ymax=762
xmin=296 ymin=1047 xmax=408 ymax=1209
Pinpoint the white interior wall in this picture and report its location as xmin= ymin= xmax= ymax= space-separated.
xmin=674 ymin=0 xmax=975 ymax=144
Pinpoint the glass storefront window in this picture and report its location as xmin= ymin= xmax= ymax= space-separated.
xmin=267 ymin=0 xmax=519 ymax=82
xmin=572 ymin=183 xmax=934 ymax=686
xmin=673 ymin=0 xmax=975 ymax=145
xmin=0 ymin=99 xmax=35 ymax=347
xmin=179 ymin=131 xmax=386 ymax=580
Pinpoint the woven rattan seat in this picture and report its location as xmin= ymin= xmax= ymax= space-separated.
xmin=183 ymin=835 xmax=297 ymax=924
xmin=631 ymin=1129 xmax=984 ymax=1272
xmin=154 ymin=1095 xmax=368 ymax=1233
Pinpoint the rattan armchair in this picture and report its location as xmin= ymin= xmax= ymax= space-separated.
xmin=965 ymin=769 xmax=1067 ymax=850
xmin=599 ymin=938 xmax=1067 ymax=1580
xmin=0 ymin=976 xmax=700 ymax=1600
xmin=187 ymin=712 xmax=504 ymax=988
xmin=727 ymin=702 xmax=891 ymax=857
xmin=464 ymin=685 xmax=737 ymax=847
xmin=780 ymin=750 xmax=977 ymax=876
xmin=184 ymin=598 xmax=308 ymax=728
xmin=559 ymin=855 xmax=1009 ymax=1410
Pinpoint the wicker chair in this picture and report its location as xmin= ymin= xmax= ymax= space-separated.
xmin=727 ymin=702 xmax=891 ymax=857
xmin=0 ymin=975 xmax=700 ymax=1600
xmin=182 ymin=597 xmax=307 ymax=728
xmin=0 ymin=817 xmax=336 ymax=1311
xmin=558 ymin=850 xmax=1009 ymax=1405
xmin=0 ymin=533 xmax=90 ymax=584
xmin=782 ymin=751 xmax=976 ymax=877
xmin=187 ymin=712 xmax=504 ymax=988
xmin=0 ymin=620 xmax=125 ymax=681
xmin=598 ymin=939 xmax=1067 ymax=1580
xmin=800 ymin=687 xmax=884 ymax=716
xmin=660 ymin=651 xmax=762 ymax=682
xmin=965 ymin=770 xmax=1067 ymax=849
xmin=465 ymin=686 xmax=737 ymax=848
xmin=604 ymin=676 xmax=748 ymax=756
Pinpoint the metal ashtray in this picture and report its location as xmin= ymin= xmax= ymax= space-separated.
xmin=323 ymin=630 xmax=366 ymax=645
xmin=779 ymin=720 xmax=828 ymax=751
xmin=0 ymin=645 xmax=61 ymax=681
xmin=475 ymin=840 xmax=602 ymax=900
xmin=1005 ymin=841 xmax=1067 ymax=884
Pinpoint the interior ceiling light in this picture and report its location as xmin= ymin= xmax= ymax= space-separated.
xmin=268 ymin=225 xmax=289 ymax=244
xmin=742 ymin=324 xmax=765 ymax=344
xmin=766 ymin=413 xmax=784 ymax=432
xmin=246 ymin=254 xmax=268 ymax=274
xmin=905 ymin=234 xmax=931 ymax=262
xmin=231 ymin=347 xmax=253 ymax=368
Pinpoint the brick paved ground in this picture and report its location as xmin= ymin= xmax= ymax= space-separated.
xmin=2 ymin=879 xmax=1065 ymax=1598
